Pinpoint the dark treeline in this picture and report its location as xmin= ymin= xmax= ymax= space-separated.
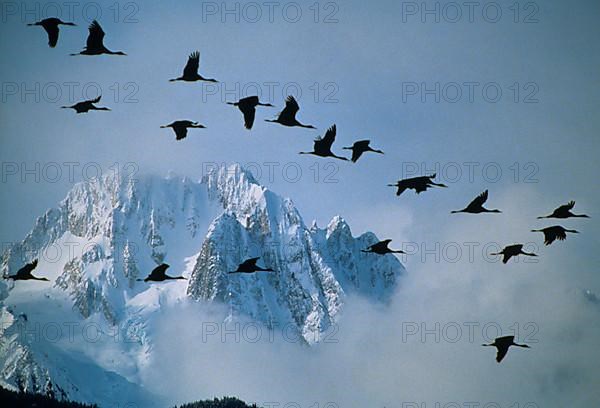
xmin=0 ymin=386 xmax=97 ymax=407
xmin=175 ymin=396 xmax=260 ymax=408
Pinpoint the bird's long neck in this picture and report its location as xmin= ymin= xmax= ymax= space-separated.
xmin=257 ymin=103 xmax=273 ymax=107
xmin=520 ymin=250 xmax=537 ymax=257
xmin=512 ymin=342 xmax=529 ymax=348
xmin=369 ymin=148 xmax=384 ymax=154
xmin=574 ymin=214 xmax=590 ymax=218
xmin=484 ymin=209 xmax=501 ymax=213
xmin=93 ymin=107 xmax=110 ymax=111
xmin=450 ymin=210 xmax=464 ymax=214
xmin=299 ymin=151 xmax=314 ymax=155
xmin=536 ymin=215 xmax=549 ymax=219
xmin=298 ymin=122 xmax=315 ymax=129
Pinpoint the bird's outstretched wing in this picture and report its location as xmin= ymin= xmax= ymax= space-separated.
xmin=319 ymin=125 xmax=336 ymax=150
xmin=466 ymin=190 xmax=489 ymax=209
xmin=243 ymin=107 xmax=256 ymax=129
xmin=88 ymin=95 xmax=101 ymax=104
xmin=501 ymin=253 xmax=512 ymax=264
xmin=183 ymin=51 xmax=200 ymax=77
xmin=86 ymin=20 xmax=105 ymax=51
xmin=278 ymin=96 xmax=299 ymax=121
xmin=15 ymin=260 xmax=38 ymax=278
xmin=173 ymin=125 xmax=188 ymax=140
xmin=495 ymin=336 xmax=514 ymax=362
xmin=496 ymin=345 xmax=509 ymax=362
xmin=557 ymin=201 xmax=575 ymax=212
xmin=241 ymin=96 xmax=259 ymax=105
xmin=45 ymin=24 xmax=59 ymax=47
xmin=544 ymin=227 xmax=566 ymax=245
xmin=148 ymin=264 xmax=169 ymax=280
xmin=241 ymin=257 xmax=260 ymax=268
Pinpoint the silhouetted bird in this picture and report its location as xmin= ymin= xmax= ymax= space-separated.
xmin=299 ymin=124 xmax=348 ymax=161
xmin=6 ymin=260 xmax=49 ymax=281
xmin=265 ymin=96 xmax=315 ymax=128
xmin=342 ymin=140 xmax=384 ymax=163
xmin=451 ymin=190 xmax=501 ymax=214
xmin=28 ymin=18 xmax=75 ymax=48
xmin=228 ymin=257 xmax=274 ymax=274
xmin=490 ymin=244 xmax=537 ymax=264
xmin=227 ymin=96 xmax=273 ymax=129
xmin=388 ymin=174 xmax=447 ymax=196
xmin=61 ymin=95 xmax=110 ymax=113
xmin=71 ymin=20 xmax=126 ymax=56
xmin=531 ymin=226 xmax=578 ymax=246
xmin=138 ymin=264 xmax=185 ymax=282
xmin=361 ymin=239 xmax=405 ymax=255
xmin=169 ymin=51 xmax=217 ymax=82
xmin=161 ymin=120 xmax=206 ymax=140
xmin=482 ymin=335 xmax=530 ymax=363
xmin=537 ymin=201 xmax=589 ymax=219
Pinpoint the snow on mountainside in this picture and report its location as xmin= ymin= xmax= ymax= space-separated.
xmin=0 ymin=164 xmax=405 ymax=406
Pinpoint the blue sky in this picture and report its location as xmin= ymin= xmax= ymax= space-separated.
xmin=1 ymin=0 xmax=600 ymax=405
xmin=1 ymin=0 xmax=598 ymax=277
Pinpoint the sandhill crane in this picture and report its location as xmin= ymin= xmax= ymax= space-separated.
xmin=6 ymin=260 xmax=49 ymax=281
xmin=61 ymin=95 xmax=110 ymax=113
xmin=451 ymin=190 xmax=501 ymax=214
xmin=537 ymin=201 xmax=589 ymax=219
xmin=228 ymin=257 xmax=274 ymax=274
xmin=160 ymin=120 xmax=206 ymax=140
xmin=342 ymin=140 xmax=384 ymax=163
xmin=362 ymin=239 xmax=405 ymax=255
xmin=169 ymin=51 xmax=217 ymax=82
xmin=138 ymin=264 xmax=186 ymax=282
xmin=28 ymin=18 xmax=76 ymax=48
xmin=299 ymin=124 xmax=348 ymax=161
xmin=490 ymin=244 xmax=537 ymax=264
xmin=265 ymin=96 xmax=315 ymax=128
xmin=482 ymin=335 xmax=530 ymax=363
xmin=531 ymin=226 xmax=578 ymax=246
xmin=70 ymin=20 xmax=126 ymax=56
xmin=227 ymin=96 xmax=273 ymax=129
xmin=388 ymin=174 xmax=447 ymax=196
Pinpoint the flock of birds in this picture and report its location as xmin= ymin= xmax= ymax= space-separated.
xmin=6 ymin=17 xmax=591 ymax=364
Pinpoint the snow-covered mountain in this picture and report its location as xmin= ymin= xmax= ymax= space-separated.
xmin=0 ymin=164 xmax=404 ymax=406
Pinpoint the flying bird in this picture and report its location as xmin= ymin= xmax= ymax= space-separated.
xmin=228 ymin=257 xmax=274 ymax=274
xmin=61 ymin=95 xmax=110 ymax=113
xmin=265 ymin=96 xmax=315 ymax=128
xmin=28 ymin=18 xmax=76 ymax=48
xmin=537 ymin=201 xmax=589 ymax=219
xmin=299 ymin=124 xmax=348 ymax=161
xmin=342 ymin=140 xmax=384 ymax=163
xmin=227 ymin=96 xmax=273 ymax=129
xmin=388 ymin=174 xmax=447 ymax=196
xmin=490 ymin=244 xmax=537 ymax=264
xmin=451 ymin=190 xmax=501 ymax=214
xmin=361 ymin=239 xmax=405 ymax=255
xmin=138 ymin=264 xmax=185 ymax=282
xmin=531 ymin=226 xmax=578 ymax=246
xmin=6 ymin=260 xmax=49 ymax=281
xmin=161 ymin=120 xmax=206 ymax=140
xmin=482 ymin=335 xmax=530 ymax=363
xmin=71 ymin=20 xmax=126 ymax=56
xmin=169 ymin=51 xmax=217 ymax=82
